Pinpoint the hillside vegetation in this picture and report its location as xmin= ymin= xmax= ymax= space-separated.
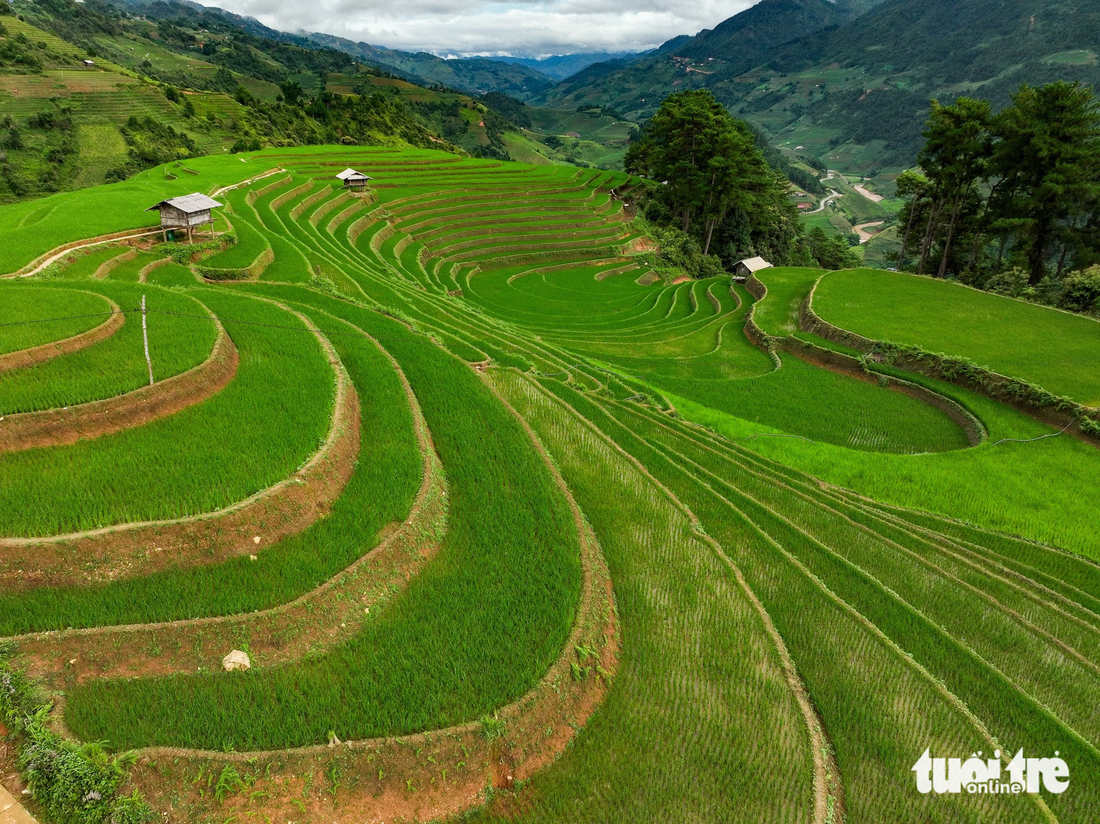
xmin=0 ymin=0 xmax=572 ymax=203
xmin=535 ymin=0 xmax=1100 ymax=174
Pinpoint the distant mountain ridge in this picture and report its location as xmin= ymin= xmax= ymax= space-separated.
xmin=304 ymin=32 xmax=556 ymax=98
xmin=536 ymin=0 xmax=886 ymax=112
xmin=483 ymin=52 xmax=646 ymax=80
xmin=672 ymin=0 xmax=869 ymax=65
xmin=535 ymin=0 xmax=1100 ymax=171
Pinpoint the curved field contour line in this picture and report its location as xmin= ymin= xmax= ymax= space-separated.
xmin=66 ymin=365 xmax=617 ymax=824
xmin=0 ymin=293 xmax=124 ymax=373
xmin=11 ymin=318 xmax=439 ymax=685
xmin=0 ymin=313 xmax=236 ymax=454
xmin=0 ymin=300 xmax=358 ymax=589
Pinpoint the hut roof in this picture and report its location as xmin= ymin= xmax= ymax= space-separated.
xmin=336 ymin=168 xmax=372 ymax=181
xmin=146 ymin=193 xmax=223 ymax=214
xmin=736 ymin=256 xmax=773 ymax=273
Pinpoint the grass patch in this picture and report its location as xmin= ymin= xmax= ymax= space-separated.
xmin=0 ymin=284 xmax=110 ymax=355
xmin=0 ymin=290 xmax=331 ymax=535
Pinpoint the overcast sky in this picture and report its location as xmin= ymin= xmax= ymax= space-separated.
xmin=194 ymin=0 xmax=757 ymax=57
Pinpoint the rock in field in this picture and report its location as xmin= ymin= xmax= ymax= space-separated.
xmin=222 ymin=649 xmax=251 ymax=672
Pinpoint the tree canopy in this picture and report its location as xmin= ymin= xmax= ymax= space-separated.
xmin=625 ymin=90 xmax=797 ymax=260
xmin=900 ymin=81 xmax=1100 ymax=289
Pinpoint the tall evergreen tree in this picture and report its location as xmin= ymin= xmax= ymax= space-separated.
xmin=915 ymin=98 xmax=991 ymax=278
xmin=900 ymin=81 xmax=1100 ymax=286
xmin=990 ymin=82 xmax=1100 ymax=284
xmin=624 ymin=90 xmax=787 ymax=257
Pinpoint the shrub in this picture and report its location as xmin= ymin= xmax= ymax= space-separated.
xmin=1059 ymin=266 xmax=1100 ymax=315
xmin=0 ymin=656 xmax=153 ymax=824
xmin=634 ymin=220 xmax=729 ymax=279
xmin=983 ymin=266 xmax=1029 ymax=298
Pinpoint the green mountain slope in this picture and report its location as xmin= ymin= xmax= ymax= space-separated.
xmin=536 ymin=0 xmax=884 ymax=116
xmin=0 ymin=0 xmax=560 ymax=202
xmin=730 ymin=0 xmax=1100 ymax=169
xmin=673 ymin=0 xmax=864 ymax=63
xmin=486 ymin=52 xmax=645 ymax=81
xmin=539 ymin=0 xmax=1100 ymax=174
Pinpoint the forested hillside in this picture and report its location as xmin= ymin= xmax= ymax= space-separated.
xmin=305 ymin=32 xmax=556 ymax=100
xmin=0 ymin=0 xmax=556 ymax=202
xmin=538 ymin=0 xmax=1100 ymax=173
xmin=537 ymin=0 xmax=885 ymax=114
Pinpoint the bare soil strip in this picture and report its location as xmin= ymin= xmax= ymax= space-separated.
xmin=92 ymin=248 xmax=134 ymax=279
xmin=24 ymin=360 xmax=619 ymax=824
xmin=12 ymin=331 xmax=440 ymax=688
xmin=4 ymin=231 xmax=160 ymax=280
xmin=0 ymin=168 xmax=283 ymax=281
xmin=136 ymin=257 xmax=171 ymax=283
xmin=0 ymin=294 xmax=123 ymax=373
xmin=0 ymin=319 xmax=237 ymax=454
xmin=854 ymin=220 xmax=885 ymax=244
xmin=0 ymin=303 xmax=358 ymax=590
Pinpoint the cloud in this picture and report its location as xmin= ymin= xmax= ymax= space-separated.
xmin=191 ymin=0 xmax=757 ymax=56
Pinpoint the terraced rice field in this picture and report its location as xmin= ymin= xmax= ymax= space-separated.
xmin=1 ymin=147 xmax=1099 ymax=824
xmin=815 ymin=269 xmax=1100 ymax=406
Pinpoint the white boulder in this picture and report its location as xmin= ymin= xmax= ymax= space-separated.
xmin=222 ymin=649 xmax=251 ymax=672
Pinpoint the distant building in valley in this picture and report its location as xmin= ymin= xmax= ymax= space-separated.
xmin=336 ymin=168 xmax=373 ymax=190
xmin=146 ymin=193 xmax=223 ymax=243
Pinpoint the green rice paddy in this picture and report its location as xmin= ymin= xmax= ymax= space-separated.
xmin=0 ymin=285 xmax=110 ymax=354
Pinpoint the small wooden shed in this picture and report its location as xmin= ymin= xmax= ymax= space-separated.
xmin=734 ymin=256 xmax=773 ymax=279
xmin=146 ymin=193 xmax=223 ymax=243
xmin=83 ymin=59 xmax=96 ymax=69
xmin=336 ymin=168 xmax=373 ymax=190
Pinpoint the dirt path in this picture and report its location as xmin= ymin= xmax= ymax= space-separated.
xmin=210 ymin=167 xmax=284 ymax=199
xmin=808 ymin=189 xmax=841 ymax=214
xmin=0 ymin=294 xmax=124 ymax=373
xmin=4 ymin=231 xmax=163 ymax=280
xmin=0 ymin=301 xmax=359 ymax=590
xmin=0 ymin=317 xmax=236 ymax=454
xmin=854 ymin=220 xmax=885 ymax=244
xmin=0 ymin=782 xmax=38 ymax=824
xmin=1 ymin=168 xmax=285 ymax=281
xmin=853 ymin=183 xmax=883 ymax=203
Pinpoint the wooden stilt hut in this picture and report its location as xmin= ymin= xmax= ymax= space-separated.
xmin=146 ymin=193 xmax=223 ymax=243
xmin=336 ymin=168 xmax=373 ymax=190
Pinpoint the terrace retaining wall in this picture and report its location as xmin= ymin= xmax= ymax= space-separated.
xmin=741 ymin=272 xmax=986 ymax=445
xmin=800 ymin=280 xmax=1100 ymax=445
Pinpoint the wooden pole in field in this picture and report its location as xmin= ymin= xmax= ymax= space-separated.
xmin=142 ymin=295 xmax=154 ymax=386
